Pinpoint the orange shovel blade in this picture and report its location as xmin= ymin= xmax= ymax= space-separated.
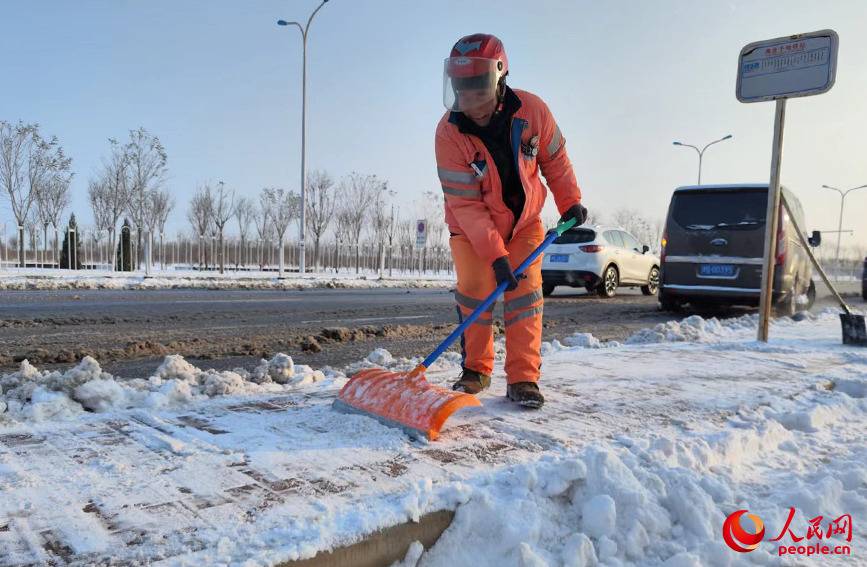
xmin=332 ymin=367 xmax=482 ymax=440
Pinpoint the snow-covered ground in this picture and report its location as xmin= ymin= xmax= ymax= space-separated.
xmin=0 ymin=269 xmax=456 ymax=291
xmin=1 ymin=310 xmax=866 ymax=566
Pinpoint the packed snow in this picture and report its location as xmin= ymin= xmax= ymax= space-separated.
xmin=0 ymin=309 xmax=866 ymax=566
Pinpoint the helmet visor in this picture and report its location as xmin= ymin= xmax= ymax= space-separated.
xmin=443 ymin=57 xmax=502 ymax=112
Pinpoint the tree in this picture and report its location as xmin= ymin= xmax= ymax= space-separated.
xmin=147 ymin=188 xmax=174 ymax=268
xmin=611 ymin=207 xmax=664 ymax=254
xmin=251 ymin=195 xmax=271 ymax=270
xmin=35 ymin=173 xmax=73 ymax=266
xmin=90 ymin=139 xmax=134 ymax=270
xmin=234 ymin=196 xmax=253 ymax=268
xmin=338 ymin=173 xmax=385 ymax=273
xmin=126 ymin=128 xmax=168 ymax=269
xmin=260 ymin=187 xmax=301 ymax=275
xmin=371 ymin=188 xmax=397 ymax=276
xmin=59 ymin=213 xmax=82 ymax=269
xmin=305 ymin=169 xmax=336 ymax=271
xmin=115 ymin=218 xmax=133 ymax=271
xmin=207 ymin=181 xmax=235 ymax=274
xmin=0 ymin=121 xmax=72 ymax=266
xmin=187 ymin=184 xmax=212 ymax=269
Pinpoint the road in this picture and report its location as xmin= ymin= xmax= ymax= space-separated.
xmin=0 ymin=281 xmax=861 ymax=380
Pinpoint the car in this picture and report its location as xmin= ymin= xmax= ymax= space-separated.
xmin=658 ymin=184 xmax=821 ymax=315
xmin=541 ymin=225 xmax=660 ymax=298
xmin=862 ymin=255 xmax=867 ymax=301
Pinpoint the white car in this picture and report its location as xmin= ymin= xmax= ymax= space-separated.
xmin=541 ymin=225 xmax=660 ymax=298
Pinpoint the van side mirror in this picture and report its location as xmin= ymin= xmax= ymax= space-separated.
xmin=642 ymin=245 xmax=650 ymax=254
xmin=808 ymin=230 xmax=821 ymax=247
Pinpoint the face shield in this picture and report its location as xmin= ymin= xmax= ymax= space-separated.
xmin=443 ymin=57 xmax=503 ymax=112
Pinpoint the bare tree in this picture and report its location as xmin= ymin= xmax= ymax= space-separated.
xmin=338 ymin=173 xmax=385 ymax=273
xmin=611 ymin=207 xmax=664 ymax=254
xmin=187 ymin=184 xmax=212 ymax=269
xmin=35 ymin=173 xmax=73 ymax=265
xmin=260 ymin=187 xmax=300 ymax=276
xmin=208 ymin=181 xmax=235 ymax=274
xmin=234 ymin=196 xmax=253 ymax=267
xmin=146 ymin=188 xmax=174 ymax=268
xmin=306 ymin=169 xmax=336 ymax=271
xmin=251 ymin=194 xmax=271 ymax=270
xmin=126 ymin=127 xmax=168 ymax=268
xmin=89 ymin=139 xmax=134 ymax=270
xmin=371 ymin=187 xmax=396 ymax=276
xmin=0 ymin=121 xmax=72 ymax=265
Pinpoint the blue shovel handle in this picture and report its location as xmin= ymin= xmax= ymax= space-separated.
xmin=420 ymin=217 xmax=578 ymax=370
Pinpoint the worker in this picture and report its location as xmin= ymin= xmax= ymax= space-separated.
xmin=435 ymin=33 xmax=587 ymax=408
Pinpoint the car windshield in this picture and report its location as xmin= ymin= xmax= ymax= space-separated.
xmin=553 ymin=229 xmax=596 ymax=245
xmin=672 ymin=189 xmax=768 ymax=231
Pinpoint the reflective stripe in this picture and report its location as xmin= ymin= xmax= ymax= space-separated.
xmin=473 ymin=317 xmax=494 ymax=326
xmin=505 ymin=305 xmax=543 ymax=327
xmin=442 ymin=184 xmax=480 ymax=198
xmin=437 ymin=166 xmax=477 ymax=186
xmin=548 ymin=125 xmax=562 ymax=156
xmin=455 ymin=290 xmax=496 ymax=313
xmin=504 ymin=288 xmax=543 ymax=314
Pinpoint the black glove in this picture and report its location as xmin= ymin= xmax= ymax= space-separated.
xmin=492 ymin=256 xmax=524 ymax=292
xmin=559 ymin=204 xmax=588 ymax=226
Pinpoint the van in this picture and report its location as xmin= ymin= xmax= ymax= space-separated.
xmin=658 ymin=184 xmax=820 ymax=315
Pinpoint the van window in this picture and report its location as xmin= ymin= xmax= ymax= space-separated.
xmin=672 ymin=189 xmax=767 ymax=230
xmin=604 ymin=231 xmax=624 ymax=247
xmin=621 ymin=232 xmax=641 ymax=251
xmin=554 ymin=228 xmax=596 ymax=245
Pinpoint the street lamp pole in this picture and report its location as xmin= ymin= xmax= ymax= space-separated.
xmin=822 ymin=183 xmax=867 ymax=280
xmin=278 ymin=0 xmax=329 ymax=276
xmin=673 ymin=135 xmax=733 ymax=185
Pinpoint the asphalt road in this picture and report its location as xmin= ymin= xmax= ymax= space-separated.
xmin=0 ymin=281 xmax=861 ymax=380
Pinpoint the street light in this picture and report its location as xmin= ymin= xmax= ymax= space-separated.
xmin=673 ymin=135 xmax=732 ymax=185
xmin=277 ymin=0 xmax=330 ymax=276
xmin=822 ymin=183 xmax=867 ymax=280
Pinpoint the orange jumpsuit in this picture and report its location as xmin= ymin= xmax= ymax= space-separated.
xmin=435 ymin=88 xmax=582 ymax=383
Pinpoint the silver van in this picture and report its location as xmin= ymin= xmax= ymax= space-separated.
xmin=658 ymin=184 xmax=820 ymax=315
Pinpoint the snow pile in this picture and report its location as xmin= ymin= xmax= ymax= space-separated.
xmin=412 ymin=394 xmax=867 ymax=567
xmin=0 ymin=354 xmax=329 ymax=421
xmin=562 ymin=333 xmax=604 ymax=349
xmin=625 ymin=314 xmax=761 ymax=345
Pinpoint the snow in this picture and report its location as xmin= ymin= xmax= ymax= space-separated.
xmin=1 ymin=309 xmax=866 ymax=566
xmin=0 ymin=270 xmax=456 ymax=291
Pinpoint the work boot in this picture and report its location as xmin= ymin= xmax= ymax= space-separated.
xmin=452 ymin=368 xmax=491 ymax=395
xmin=506 ymin=381 xmax=545 ymax=409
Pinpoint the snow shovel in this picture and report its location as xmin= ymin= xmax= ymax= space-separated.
xmin=783 ymin=198 xmax=867 ymax=347
xmin=333 ymin=217 xmax=579 ymax=440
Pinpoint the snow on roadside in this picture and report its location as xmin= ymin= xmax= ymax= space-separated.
xmin=0 ymin=354 xmax=333 ymax=422
xmin=2 ymin=309 xmax=866 ymax=566
xmin=0 ymin=272 xmax=456 ymax=292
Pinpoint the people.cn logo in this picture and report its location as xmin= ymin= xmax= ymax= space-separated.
xmin=723 ymin=510 xmax=766 ymax=552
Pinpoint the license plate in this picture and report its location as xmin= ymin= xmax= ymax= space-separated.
xmin=550 ymin=254 xmax=569 ymax=263
xmin=699 ymin=264 xmax=735 ymax=276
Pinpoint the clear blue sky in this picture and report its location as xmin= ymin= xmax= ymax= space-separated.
xmin=2 ymin=0 xmax=866 ymax=251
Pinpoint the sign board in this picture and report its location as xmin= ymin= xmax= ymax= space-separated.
xmin=737 ymin=30 xmax=838 ymax=103
xmin=416 ymin=220 xmax=427 ymax=249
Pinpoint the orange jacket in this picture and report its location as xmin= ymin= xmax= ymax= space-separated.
xmin=435 ymin=88 xmax=582 ymax=265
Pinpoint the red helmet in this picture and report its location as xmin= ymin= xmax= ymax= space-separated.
xmin=444 ymin=34 xmax=508 ymax=111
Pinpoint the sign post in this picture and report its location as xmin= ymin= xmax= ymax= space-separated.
xmin=416 ymin=220 xmax=427 ymax=275
xmin=736 ymin=30 xmax=838 ymax=342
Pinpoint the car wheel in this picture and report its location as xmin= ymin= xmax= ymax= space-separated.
xmin=542 ymin=283 xmax=555 ymax=297
xmin=641 ymin=267 xmax=659 ymax=296
xmin=660 ymin=298 xmax=681 ymax=312
xmin=774 ymin=282 xmax=797 ymax=318
xmin=597 ymin=265 xmax=618 ymax=298
xmin=805 ymin=280 xmax=816 ymax=310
